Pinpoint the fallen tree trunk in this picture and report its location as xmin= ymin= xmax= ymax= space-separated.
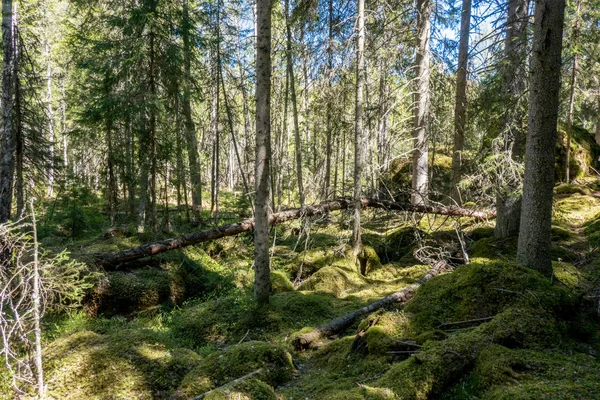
xmin=93 ymin=198 xmax=494 ymax=268
xmin=292 ymin=261 xmax=449 ymax=350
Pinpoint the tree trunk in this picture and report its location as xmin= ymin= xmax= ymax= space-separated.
xmin=93 ymin=198 xmax=495 ymax=268
xmin=564 ymin=0 xmax=581 ymax=184
xmin=182 ymin=0 xmax=203 ymax=220
xmin=254 ymin=0 xmax=272 ymax=304
xmin=450 ymin=0 xmax=472 ymax=205
xmin=44 ymin=0 xmax=55 ymax=199
xmin=0 ymin=0 xmax=15 ymax=225
xmin=353 ymin=0 xmax=366 ymax=262
xmin=494 ymin=0 xmax=529 ymax=239
xmin=285 ymin=0 xmax=305 ymax=208
xmin=596 ymin=91 xmax=600 ymax=146
xmin=210 ymin=2 xmax=221 ymax=218
xmin=14 ymin=39 xmax=23 ymax=218
xmin=148 ymin=0 xmax=158 ymax=233
xmin=324 ymin=0 xmax=334 ymax=200
xmin=411 ymin=0 xmax=431 ymax=206
xmin=517 ymin=0 xmax=566 ymax=277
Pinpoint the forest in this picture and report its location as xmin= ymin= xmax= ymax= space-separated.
xmin=1 ymin=0 xmax=600 ymax=398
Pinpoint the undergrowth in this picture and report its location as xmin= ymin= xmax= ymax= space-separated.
xmin=2 ymin=186 xmax=600 ymax=399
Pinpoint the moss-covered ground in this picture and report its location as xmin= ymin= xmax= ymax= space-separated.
xmin=2 ymin=186 xmax=600 ymax=399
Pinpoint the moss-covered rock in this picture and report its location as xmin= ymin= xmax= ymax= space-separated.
xmin=176 ymin=341 xmax=294 ymax=398
xmin=270 ymin=270 xmax=294 ymax=294
xmin=405 ymin=262 xmax=576 ymax=334
xmin=99 ymin=269 xmax=172 ymax=315
xmin=555 ymin=183 xmax=592 ymax=196
xmin=170 ymin=294 xmax=253 ymax=348
xmin=43 ymin=329 xmax=201 ymax=399
xmin=297 ymin=265 xmax=356 ymax=296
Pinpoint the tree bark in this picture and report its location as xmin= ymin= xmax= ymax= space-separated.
xmin=411 ymin=0 xmax=431 ymax=206
xmin=564 ymin=0 xmax=581 ymax=184
xmin=93 ymin=198 xmax=495 ymax=268
xmin=254 ymin=0 xmax=272 ymax=304
xmin=353 ymin=0 xmax=366 ymax=260
xmin=210 ymin=1 xmax=221 ymax=218
xmin=0 ymin=0 xmax=15 ymax=225
xmin=517 ymin=0 xmax=566 ymax=277
xmin=450 ymin=0 xmax=472 ymax=205
xmin=324 ymin=0 xmax=334 ymax=200
xmin=293 ymin=261 xmax=448 ymax=350
xmin=44 ymin=0 xmax=55 ymax=199
xmin=182 ymin=0 xmax=203 ymax=220
xmin=285 ymin=0 xmax=305 ymax=208
xmin=494 ymin=0 xmax=529 ymax=239
xmin=149 ymin=0 xmax=158 ymax=233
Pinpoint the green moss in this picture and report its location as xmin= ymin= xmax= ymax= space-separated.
xmin=551 ymin=225 xmax=573 ymax=241
xmin=98 ymin=269 xmax=172 ymax=315
xmin=359 ymin=312 xmax=412 ymax=356
xmin=469 ymin=237 xmax=518 ymax=260
xmin=405 ymin=262 xmax=575 ymax=334
xmin=198 ymin=379 xmax=278 ymax=400
xmin=553 ymin=261 xmax=584 ymax=289
xmin=176 ymin=341 xmax=294 ymax=398
xmin=468 ymin=226 xmax=495 ymax=241
xmin=170 ymin=294 xmax=253 ymax=348
xmin=376 ymin=226 xmax=420 ymax=263
xmin=297 ymin=265 xmax=355 ymax=297
xmin=555 ymin=183 xmax=592 ymax=196
xmin=270 ymin=270 xmax=294 ymax=294
xmin=43 ymin=329 xmax=201 ymax=399
xmin=362 ymin=245 xmax=382 ymax=275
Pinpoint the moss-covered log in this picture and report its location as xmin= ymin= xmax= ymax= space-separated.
xmin=292 ymin=261 xmax=449 ymax=350
xmin=93 ymin=199 xmax=495 ymax=269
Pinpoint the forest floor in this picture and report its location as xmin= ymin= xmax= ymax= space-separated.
xmin=3 ymin=183 xmax=600 ymax=399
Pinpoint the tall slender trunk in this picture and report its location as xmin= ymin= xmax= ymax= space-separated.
xmin=44 ymin=0 xmax=55 ymax=199
xmin=182 ymin=0 xmax=202 ymax=220
xmin=106 ymin=114 xmax=116 ymax=226
xmin=30 ymin=201 xmax=45 ymax=399
xmin=0 ymin=0 xmax=15 ymax=225
xmin=377 ymin=55 xmax=389 ymax=196
xmin=596 ymin=91 xmax=600 ymax=146
xmin=411 ymin=0 xmax=431 ymax=205
xmin=210 ymin=2 xmax=221 ymax=217
xmin=353 ymin=0 xmax=366 ymax=262
xmin=14 ymin=38 xmax=23 ymax=217
xmin=494 ymin=0 xmax=529 ymax=238
xmin=60 ymin=83 xmax=67 ymax=170
xmin=254 ymin=0 xmax=272 ymax=304
xmin=450 ymin=0 xmax=472 ymax=205
xmin=517 ymin=0 xmax=566 ymax=277
xmin=137 ymin=115 xmax=150 ymax=232
xmin=220 ymin=65 xmax=252 ymax=207
xmin=323 ymin=0 xmax=334 ymax=199
xmin=285 ymin=0 xmax=305 ymax=208
xmin=145 ymin=0 xmax=158 ymax=233
xmin=564 ymin=0 xmax=581 ymax=184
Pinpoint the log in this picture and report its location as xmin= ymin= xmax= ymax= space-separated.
xmin=292 ymin=261 xmax=449 ymax=350
xmin=92 ymin=198 xmax=494 ymax=268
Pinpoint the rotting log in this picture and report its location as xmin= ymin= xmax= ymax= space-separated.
xmin=92 ymin=199 xmax=495 ymax=269
xmin=293 ymin=261 xmax=449 ymax=351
